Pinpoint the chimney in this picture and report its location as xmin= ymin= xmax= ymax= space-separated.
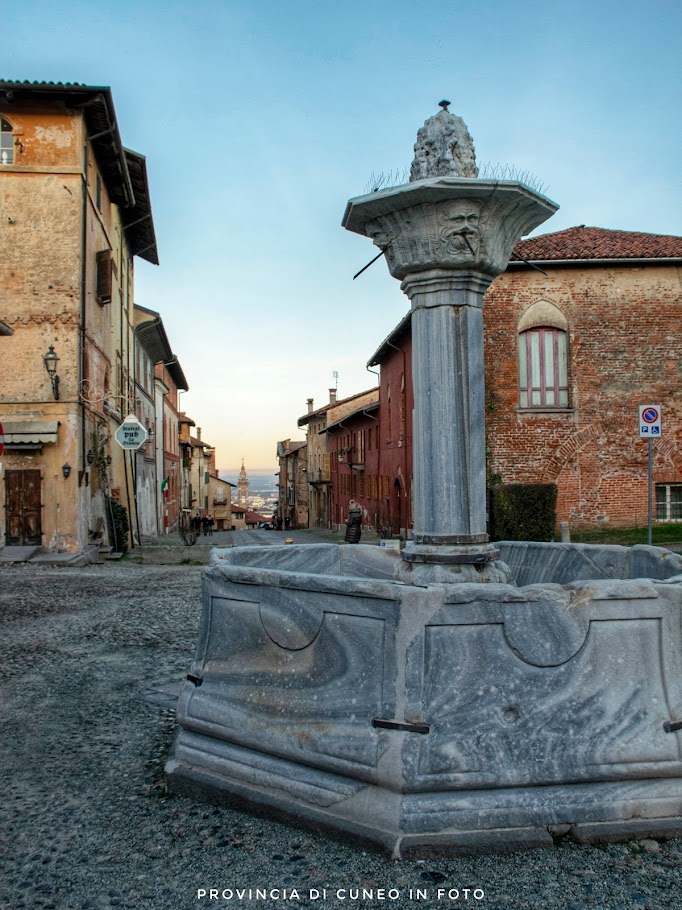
xmin=329 ymin=388 xmax=337 ymax=404
xmin=196 ymin=427 xmax=201 ymax=440
xmin=307 ymin=398 xmax=314 ymax=413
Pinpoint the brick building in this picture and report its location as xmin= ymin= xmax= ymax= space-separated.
xmin=325 ymin=225 xmax=682 ymax=536
xmin=364 ymin=316 xmax=413 ymax=536
xmin=325 ymin=397 xmax=381 ymax=532
xmin=298 ymin=387 xmax=379 ymax=528
xmin=485 ymin=226 xmax=682 ymax=528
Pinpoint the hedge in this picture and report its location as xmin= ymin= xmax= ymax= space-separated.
xmin=489 ymin=483 xmax=557 ymax=541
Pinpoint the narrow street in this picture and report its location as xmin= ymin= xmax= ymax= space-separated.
xmin=0 ymin=540 xmax=680 ymax=909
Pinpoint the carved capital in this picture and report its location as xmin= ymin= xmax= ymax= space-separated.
xmin=343 ymin=179 xmax=558 ymax=282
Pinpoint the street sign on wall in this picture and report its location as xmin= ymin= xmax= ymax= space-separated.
xmin=639 ymin=404 xmax=662 ymax=438
xmin=114 ymin=415 xmax=148 ymax=451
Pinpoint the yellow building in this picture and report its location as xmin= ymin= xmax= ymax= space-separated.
xmin=0 ymin=81 xmax=158 ymax=555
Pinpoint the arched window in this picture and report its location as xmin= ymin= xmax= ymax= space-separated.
xmin=519 ymin=327 xmax=568 ymax=407
xmin=518 ymin=301 xmax=569 ymax=409
xmin=1 ymin=117 xmax=14 ymax=165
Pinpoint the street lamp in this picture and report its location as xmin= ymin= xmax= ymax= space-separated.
xmin=62 ymin=462 xmax=71 ymax=479
xmin=43 ymin=345 xmax=60 ymax=400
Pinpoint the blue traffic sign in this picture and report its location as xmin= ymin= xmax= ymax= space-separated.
xmin=639 ymin=404 xmax=662 ymax=438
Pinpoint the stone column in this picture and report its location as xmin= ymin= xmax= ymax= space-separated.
xmin=343 ymin=178 xmax=558 ymax=573
xmin=402 ymin=270 xmax=491 ymax=556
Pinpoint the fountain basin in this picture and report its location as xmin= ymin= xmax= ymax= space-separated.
xmin=166 ymin=542 xmax=682 ymax=855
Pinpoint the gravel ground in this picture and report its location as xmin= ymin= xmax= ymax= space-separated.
xmin=0 ymin=560 xmax=680 ymax=910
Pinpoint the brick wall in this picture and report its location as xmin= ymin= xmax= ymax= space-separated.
xmin=484 ymin=263 xmax=682 ymax=527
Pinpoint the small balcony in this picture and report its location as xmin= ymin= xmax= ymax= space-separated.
xmin=308 ymin=469 xmax=331 ymax=485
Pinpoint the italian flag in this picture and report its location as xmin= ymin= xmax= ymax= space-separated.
xmin=161 ymin=477 xmax=169 ymax=496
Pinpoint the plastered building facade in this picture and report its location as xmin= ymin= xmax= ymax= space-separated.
xmin=0 ymin=81 xmax=158 ymax=553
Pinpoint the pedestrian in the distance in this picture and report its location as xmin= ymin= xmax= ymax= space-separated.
xmin=344 ymin=499 xmax=362 ymax=544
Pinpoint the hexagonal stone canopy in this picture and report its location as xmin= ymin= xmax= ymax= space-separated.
xmin=342 ymin=178 xmax=558 ymax=282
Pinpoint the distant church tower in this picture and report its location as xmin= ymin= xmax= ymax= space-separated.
xmin=237 ymin=458 xmax=249 ymax=507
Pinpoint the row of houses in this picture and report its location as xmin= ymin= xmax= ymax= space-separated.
xmin=278 ymin=225 xmax=682 ymax=537
xmin=0 ymin=80 xmax=234 ymax=555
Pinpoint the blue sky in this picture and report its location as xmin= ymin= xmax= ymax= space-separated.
xmin=5 ymin=0 xmax=681 ymax=471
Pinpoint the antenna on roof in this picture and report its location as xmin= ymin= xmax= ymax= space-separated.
xmin=333 ymin=370 xmax=339 ymax=390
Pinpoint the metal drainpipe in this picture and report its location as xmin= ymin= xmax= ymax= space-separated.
xmin=79 ymin=134 xmax=89 ymax=532
xmin=122 ymin=447 xmax=134 ymax=551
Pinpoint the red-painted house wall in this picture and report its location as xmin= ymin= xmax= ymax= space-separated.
xmin=375 ymin=331 xmax=413 ymax=536
xmin=327 ymin=408 xmax=381 ymax=531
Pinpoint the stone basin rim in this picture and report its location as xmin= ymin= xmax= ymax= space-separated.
xmin=207 ymin=542 xmax=682 ymax=593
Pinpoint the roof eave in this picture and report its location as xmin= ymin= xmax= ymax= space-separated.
xmin=0 ymin=81 xmax=143 ymax=225
xmin=507 ymin=257 xmax=682 ymax=269
xmin=367 ymin=310 xmax=412 ymax=367
xmin=134 ymin=310 xmax=172 ymax=364
xmin=123 ymin=148 xmax=159 ymax=265
xmin=322 ymin=401 xmax=380 ymax=434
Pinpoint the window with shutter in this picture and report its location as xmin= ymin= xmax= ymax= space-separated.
xmin=96 ymin=250 xmax=112 ymax=304
xmin=518 ymin=327 xmax=569 ymax=408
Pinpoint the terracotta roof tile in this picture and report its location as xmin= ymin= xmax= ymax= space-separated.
xmin=513 ymin=226 xmax=682 ymax=262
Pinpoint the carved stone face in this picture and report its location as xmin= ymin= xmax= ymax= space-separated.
xmin=365 ymin=219 xmax=395 ymax=265
xmin=365 ymin=219 xmax=390 ymax=248
xmin=438 ymin=200 xmax=484 ymax=259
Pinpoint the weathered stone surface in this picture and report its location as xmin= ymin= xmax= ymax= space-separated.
xmin=498 ymin=541 xmax=630 ymax=586
xmin=498 ymin=541 xmax=682 ymax=587
xmin=628 ymin=544 xmax=682 ymax=580
xmin=343 ymin=180 xmax=558 ymax=282
xmin=167 ymin=542 xmax=682 ymax=855
xmin=409 ymin=104 xmax=478 ymax=180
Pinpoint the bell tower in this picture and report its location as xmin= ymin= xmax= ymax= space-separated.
xmin=237 ymin=458 xmax=249 ymax=507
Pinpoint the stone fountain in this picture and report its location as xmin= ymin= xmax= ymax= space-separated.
xmin=166 ymin=104 xmax=682 ymax=856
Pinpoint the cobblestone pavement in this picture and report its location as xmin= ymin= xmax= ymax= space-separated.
xmin=1 ymin=556 xmax=681 ymax=910
xmin=127 ymin=527 xmax=372 ymax=565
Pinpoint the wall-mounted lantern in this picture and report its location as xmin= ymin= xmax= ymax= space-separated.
xmin=43 ymin=345 xmax=60 ymax=400
xmin=62 ymin=462 xmax=72 ymax=479
xmin=86 ymin=450 xmax=94 ymax=465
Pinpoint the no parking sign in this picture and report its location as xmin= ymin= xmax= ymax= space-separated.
xmin=639 ymin=404 xmax=662 ymax=438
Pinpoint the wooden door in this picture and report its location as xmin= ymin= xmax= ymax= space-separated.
xmin=5 ymin=470 xmax=42 ymax=546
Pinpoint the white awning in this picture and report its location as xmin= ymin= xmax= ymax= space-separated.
xmin=3 ymin=420 xmax=59 ymax=447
